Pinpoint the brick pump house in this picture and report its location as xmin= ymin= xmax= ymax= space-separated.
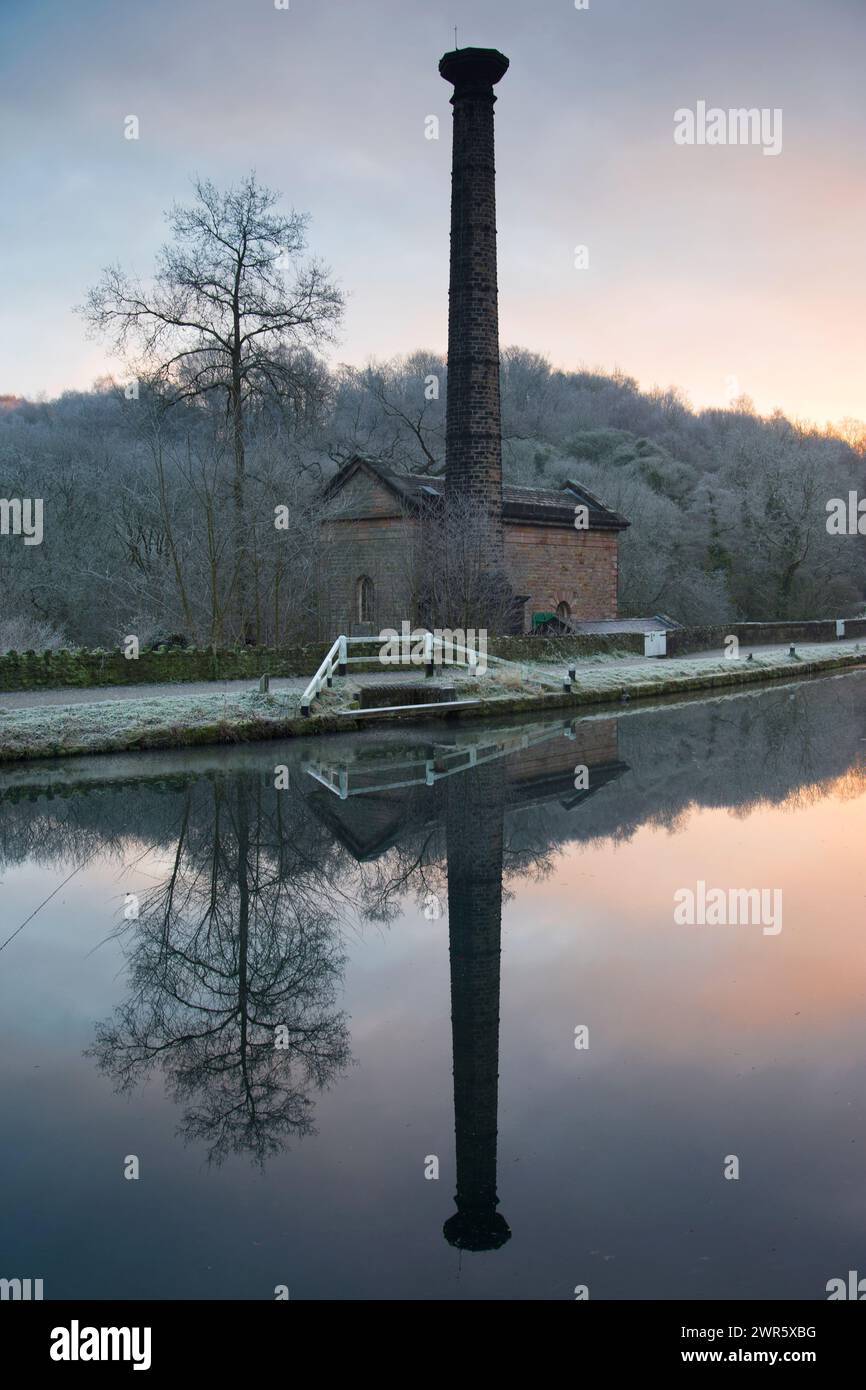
xmin=320 ymin=457 xmax=627 ymax=634
xmin=319 ymin=45 xmax=629 ymax=637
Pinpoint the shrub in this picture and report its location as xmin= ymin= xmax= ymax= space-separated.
xmin=0 ymin=615 xmax=69 ymax=654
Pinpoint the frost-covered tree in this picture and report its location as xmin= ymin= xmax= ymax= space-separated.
xmin=82 ymin=174 xmax=343 ymax=638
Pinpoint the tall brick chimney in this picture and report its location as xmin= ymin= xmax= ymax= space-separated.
xmin=439 ymin=46 xmax=509 ymax=566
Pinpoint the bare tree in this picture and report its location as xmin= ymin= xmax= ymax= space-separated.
xmin=405 ymin=493 xmax=517 ymax=633
xmin=328 ymin=353 xmax=446 ymax=471
xmin=82 ymin=173 xmax=343 ymax=639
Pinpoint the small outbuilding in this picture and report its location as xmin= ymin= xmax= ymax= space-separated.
xmin=319 ymin=455 xmax=629 ymax=635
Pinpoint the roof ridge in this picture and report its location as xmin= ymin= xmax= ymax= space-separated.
xmin=323 ymin=456 xmax=628 ymax=528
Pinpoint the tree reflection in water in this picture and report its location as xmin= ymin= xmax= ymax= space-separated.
xmin=2 ymin=674 xmax=864 ymax=1219
xmin=87 ymin=777 xmax=352 ymax=1165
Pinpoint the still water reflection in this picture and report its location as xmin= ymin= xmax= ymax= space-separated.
xmin=1 ymin=670 xmax=865 ymax=1299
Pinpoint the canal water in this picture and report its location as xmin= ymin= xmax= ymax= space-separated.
xmin=1 ymin=669 xmax=865 ymax=1300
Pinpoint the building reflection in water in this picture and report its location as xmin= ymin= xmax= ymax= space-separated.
xmin=306 ymin=716 xmax=628 ymax=1251
xmin=444 ymin=759 xmax=510 ymax=1249
xmin=4 ymin=674 xmax=866 ymax=1296
xmin=4 ymin=674 xmax=863 ymax=1265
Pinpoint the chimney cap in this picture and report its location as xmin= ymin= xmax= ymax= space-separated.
xmin=439 ymin=47 xmax=509 ymax=92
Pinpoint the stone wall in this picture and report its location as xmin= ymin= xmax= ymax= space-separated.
xmin=488 ymin=632 xmax=644 ymax=661
xmin=0 ymin=645 xmax=331 ymax=692
xmin=666 ymin=618 xmax=866 ymax=657
xmin=0 ymin=633 xmax=642 ymax=692
xmin=360 ymin=683 xmax=457 ymax=709
xmin=3 ymin=620 xmax=862 ymax=693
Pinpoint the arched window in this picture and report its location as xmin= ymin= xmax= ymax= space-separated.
xmin=356 ymin=575 xmax=374 ymax=624
xmin=556 ymin=601 xmax=572 ymax=623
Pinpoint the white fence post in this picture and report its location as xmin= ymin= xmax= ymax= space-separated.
xmin=301 ymin=636 xmax=344 ymax=716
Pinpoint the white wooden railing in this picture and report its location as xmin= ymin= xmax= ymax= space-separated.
xmin=299 ymin=631 xmax=575 ymax=718
xmin=300 ymin=635 xmax=347 ymax=716
xmin=303 ymin=716 xmax=579 ymax=797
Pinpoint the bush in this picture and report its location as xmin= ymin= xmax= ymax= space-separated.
xmin=0 ymin=615 xmax=69 ymax=655
xmin=145 ymin=632 xmax=191 ymax=652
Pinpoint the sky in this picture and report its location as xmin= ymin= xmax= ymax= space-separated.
xmin=1 ymin=0 xmax=864 ymax=427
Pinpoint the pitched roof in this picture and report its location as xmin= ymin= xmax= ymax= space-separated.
xmin=322 ymin=455 xmax=629 ymax=531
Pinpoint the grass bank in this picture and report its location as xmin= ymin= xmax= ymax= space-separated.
xmin=0 ymin=642 xmax=864 ymax=765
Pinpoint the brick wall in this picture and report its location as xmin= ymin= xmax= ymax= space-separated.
xmin=319 ymin=472 xmax=622 ymax=638
xmin=320 ymin=515 xmax=621 ymax=637
xmin=506 ymin=718 xmax=619 ymax=788
xmin=323 ymin=469 xmax=404 ymax=520
xmin=505 ymin=524 xmax=619 ymax=630
xmin=319 ymin=515 xmax=418 ymax=635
